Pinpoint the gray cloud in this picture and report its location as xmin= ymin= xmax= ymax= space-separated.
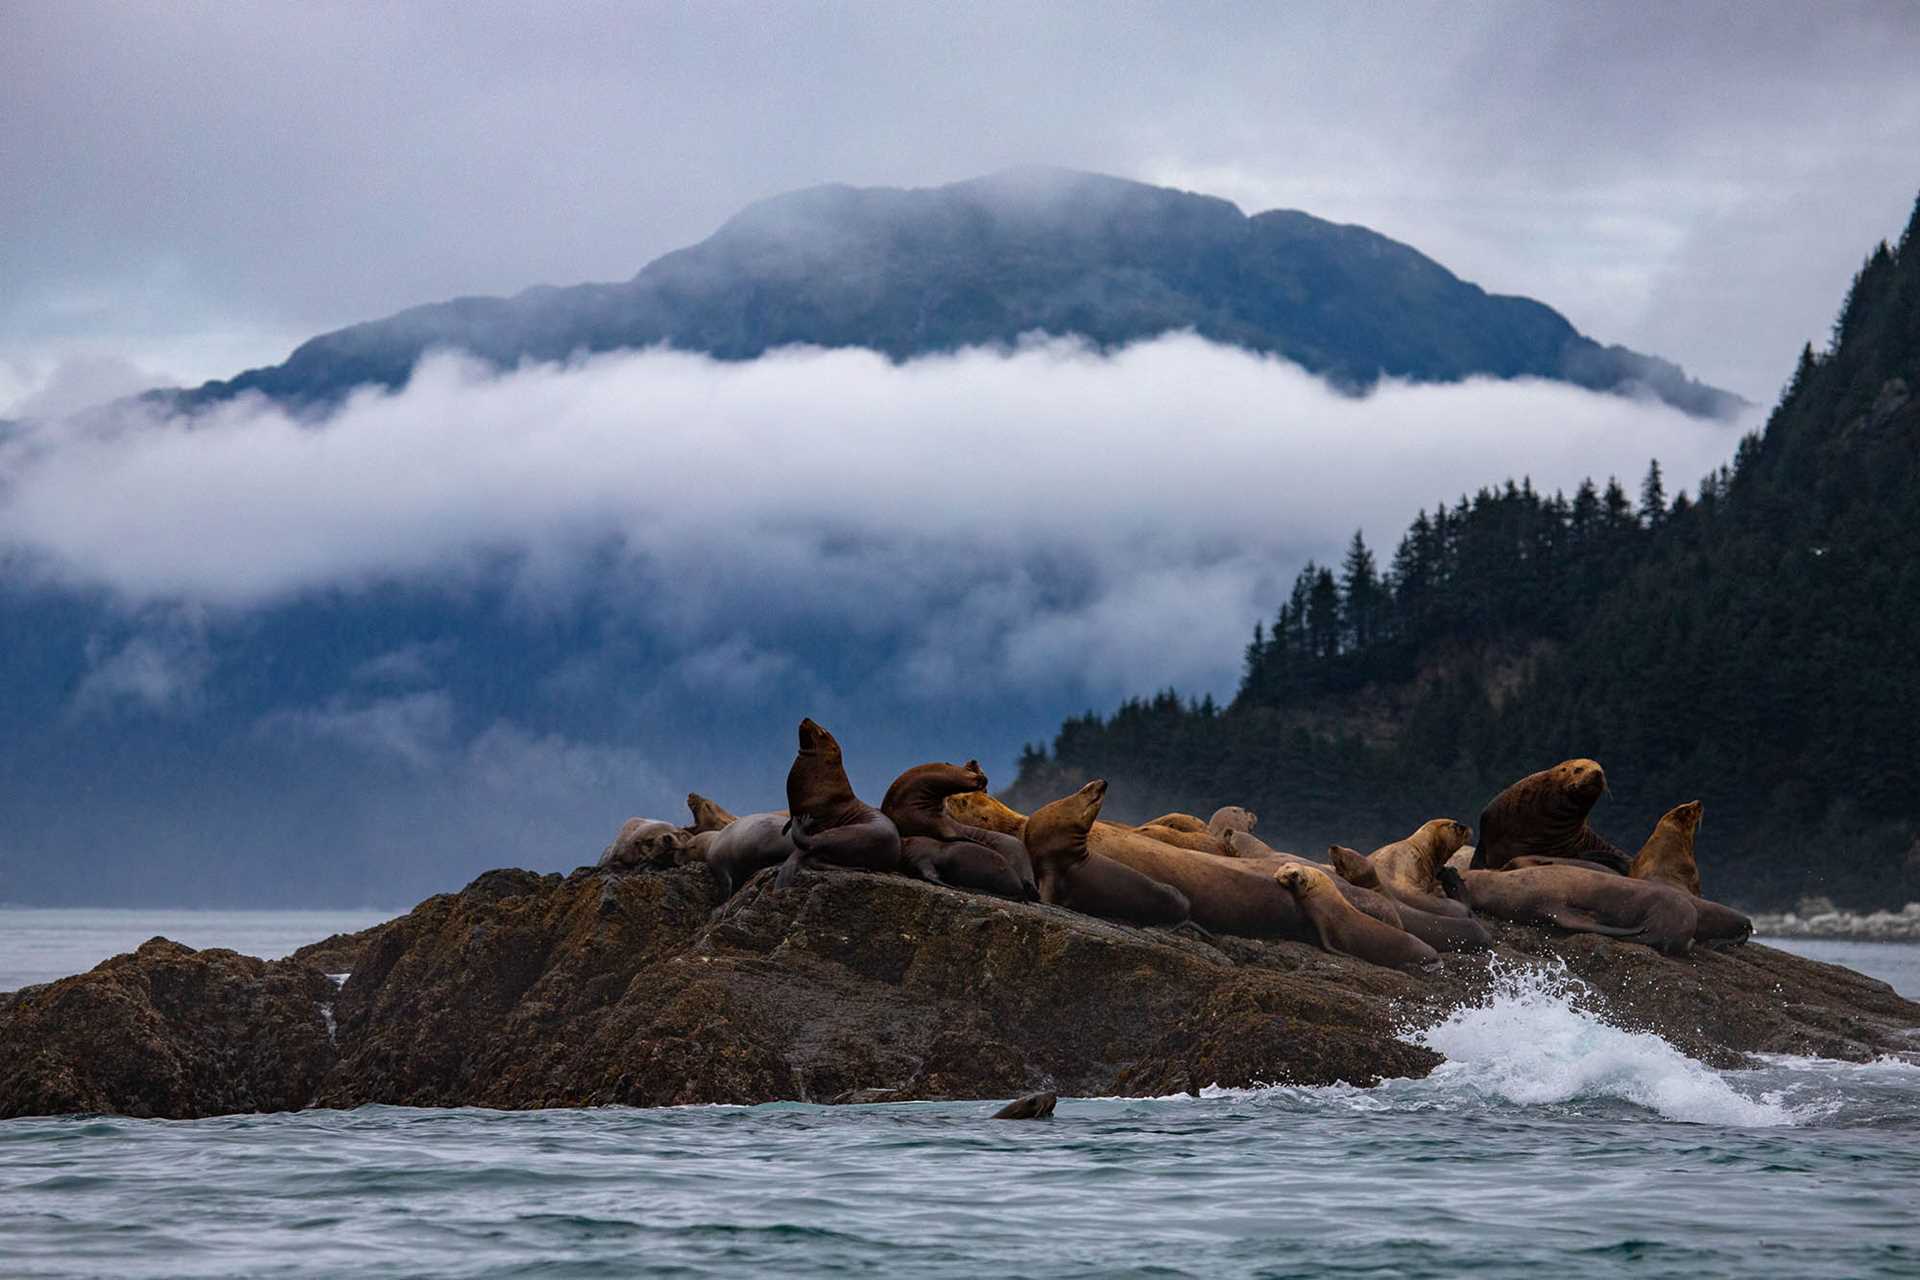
xmin=2 ymin=337 xmax=1754 ymax=706
xmin=3 ymin=2 xmax=1916 ymax=414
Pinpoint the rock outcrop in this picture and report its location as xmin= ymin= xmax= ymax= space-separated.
xmin=4 ymin=865 xmax=1918 ymax=1120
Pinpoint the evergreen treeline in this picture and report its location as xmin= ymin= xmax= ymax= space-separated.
xmin=1008 ymin=193 xmax=1920 ymax=909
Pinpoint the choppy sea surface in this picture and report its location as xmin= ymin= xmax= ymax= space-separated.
xmin=2 ymin=913 xmax=1918 ymax=1279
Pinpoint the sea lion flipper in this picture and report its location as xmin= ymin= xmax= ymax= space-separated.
xmin=1437 ymin=865 xmax=1469 ymax=905
xmin=1542 ymin=908 xmax=1642 ymax=937
xmin=772 ymin=850 xmax=807 ymax=891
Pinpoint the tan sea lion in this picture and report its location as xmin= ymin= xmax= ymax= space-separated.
xmin=1271 ymin=864 xmax=1441 ymax=973
xmin=1460 ymin=865 xmax=1696 ymax=954
xmin=701 ymin=812 xmax=796 ymax=894
xmin=1472 ymin=759 xmax=1631 ymax=873
xmin=1208 ymin=806 xmax=1257 ymax=839
xmin=686 ymin=793 xmax=739 ymax=834
xmin=882 ymin=761 xmax=1038 ymax=899
xmin=776 ymin=719 xmax=901 ymax=889
xmin=970 ymin=784 xmax=1311 ymax=940
xmin=1137 ymin=823 xmax=1232 ymax=855
xmin=1366 ymin=820 xmax=1474 ymax=917
xmin=1328 ymin=846 xmax=1490 ymax=953
xmin=597 ymin=817 xmax=688 ymax=870
xmin=1023 ymin=781 xmax=1191 ymax=926
xmin=1446 ymin=846 xmax=1474 ymax=874
xmin=1143 ymin=812 xmax=1210 ymax=835
xmin=1629 ymin=801 xmax=1704 ymax=896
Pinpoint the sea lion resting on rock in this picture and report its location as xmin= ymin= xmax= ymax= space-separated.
xmin=1024 ymin=780 xmax=1191 ymax=926
xmin=777 ymin=718 xmax=902 ymax=890
xmin=953 ymin=788 xmax=1313 ymax=940
xmin=1143 ymin=812 xmax=1210 ymax=835
xmin=1630 ymin=801 xmax=1704 ymax=896
xmin=1459 ymin=865 xmax=1697 ymax=954
xmin=1208 ymin=806 xmax=1257 ymax=839
xmin=1325 ymin=846 xmax=1491 ymax=953
xmin=1361 ymin=820 xmax=1475 ymax=918
xmin=597 ymin=818 xmax=688 ymax=870
xmin=1271 ymin=864 xmax=1441 ymax=973
xmin=701 ymin=812 xmax=796 ymax=895
xmin=1136 ymin=823 xmax=1231 ymax=855
xmin=883 ymin=761 xmax=1037 ymax=900
xmin=1473 ymin=759 xmax=1631 ymax=874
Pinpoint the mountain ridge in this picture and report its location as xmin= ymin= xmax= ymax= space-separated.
xmin=154 ymin=167 xmax=1741 ymax=418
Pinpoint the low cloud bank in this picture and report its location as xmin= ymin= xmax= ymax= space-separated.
xmin=1 ymin=336 xmax=1751 ymax=704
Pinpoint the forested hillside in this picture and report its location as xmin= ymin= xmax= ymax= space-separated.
xmin=1007 ymin=194 xmax=1920 ymax=910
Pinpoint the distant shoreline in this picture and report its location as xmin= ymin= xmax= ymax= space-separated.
xmin=1751 ymin=904 xmax=1920 ymax=942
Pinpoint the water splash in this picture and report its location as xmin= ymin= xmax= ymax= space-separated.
xmin=1401 ymin=960 xmax=1796 ymax=1126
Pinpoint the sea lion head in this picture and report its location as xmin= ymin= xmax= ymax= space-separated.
xmin=1328 ymin=845 xmax=1382 ymax=889
xmin=1024 ymin=779 xmax=1106 ymax=865
xmin=796 ymin=717 xmax=841 ymax=761
xmin=1550 ymin=758 xmax=1608 ymax=805
xmin=1664 ymin=800 xmax=1703 ymax=834
xmin=960 ymin=759 xmax=989 ymax=791
xmin=1272 ymin=863 xmax=1331 ymax=900
xmin=1415 ymin=818 xmax=1473 ymax=860
xmin=1210 ymin=805 xmax=1257 ymax=835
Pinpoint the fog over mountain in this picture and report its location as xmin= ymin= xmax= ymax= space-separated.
xmin=2 ymin=324 xmax=1748 ymax=906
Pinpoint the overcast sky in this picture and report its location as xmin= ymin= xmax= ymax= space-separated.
xmin=4 ymin=1 xmax=1918 ymax=417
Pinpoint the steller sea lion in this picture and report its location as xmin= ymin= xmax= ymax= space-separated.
xmin=1364 ymin=820 xmax=1474 ymax=917
xmin=1689 ymin=895 xmax=1753 ymax=948
xmin=992 ymin=1091 xmax=1057 ymax=1120
xmin=1460 ymin=865 xmax=1696 ymax=954
xmin=776 ymin=719 xmax=901 ymax=890
xmin=687 ymin=793 xmax=739 ymax=834
xmin=1023 ymin=781 xmax=1191 ymax=926
xmin=1472 ymin=759 xmax=1631 ymax=873
xmin=597 ymin=817 xmax=689 ymax=870
xmin=1271 ymin=864 xmax=1441 ymax=972
xmin=899 ymin=836 xmax=1031 ymax=900
xmin=1505 ymin=856 xmax=1619 ymax=874
xmin=1208 ymin=806 xmax=1257 ymax=839
xmin=882 ymin=761 xmax=1038 ymax=900
xmin=1327 ymin=846 xmax=1490 ymax=953
xmin=701 ymin=812 xmax=796 ymax=895
xmin=1137 ymin=823 xmax=1232 ymax=856
xmin=1629 ymin=801 xmax=1704 ymax=896
xmin=973 ymin=782 xmax=1313 ymax=938
xmin=1143 ymin=812 xmax=1211 ymax=835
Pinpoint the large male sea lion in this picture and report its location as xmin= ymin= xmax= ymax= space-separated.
xmin=958 ymin=785 xmax=1311 ymax=939
xmin=776 ymin=719 xmax=902 ymax=889
xmin=1271 ymin=865 xmax=1441 ymax=972
xmin=1459 ymin=865 xmax=1697 ymax=954
xmin=883 ymin=760 xmax=1038 ymax=900
xmin=1472 ymin=759 xmax=1631 ymax=873
xmin=1024 ymin=781 xmax=1191 ymax=926
xmin=1629 ymin=801 xmax=1704 ymax=896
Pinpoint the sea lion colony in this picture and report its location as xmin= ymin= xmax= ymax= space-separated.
xmin=599 ymin=720 xmax=1752 ymax=971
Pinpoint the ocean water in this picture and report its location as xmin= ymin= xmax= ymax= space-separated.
xmin=2 ymin=917 xmax=1918 ymax=1278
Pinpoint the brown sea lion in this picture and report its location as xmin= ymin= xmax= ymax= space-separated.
xmin=1143 ymin=812 xmax=1210 ymax=835
xmin=1446 ymin=846 xmax=1474 ymax=874
xmin=1271 ymin=864 xmax=1441 ymax=972
xmin=1472 ymin=759 xmax=1631 ymax=873
xmin=992 ymin=1091 xmax=1057 ymax=1120
xmin=1460 ymin=866 xmax=1696 ymax=954
xmin=1629 ymin=801 xmax=1704 ymax=896
xmin=1689 ymin=895 xmax=1753 ymax=948
xmin=882 ymin=761 xmax=1038 ymax=899
xmin=1505 ymin=856 xmax=1619 ymax=874
xmin=701 ymin=812 xmax=796 ymax=894
xmin=686 ymin=793 xmax=739 ymax=834
xmin=1137 ymin=823 xmax=1232 ymax=855
xmin=1208 ymin=806 xmax=1257 ymax=839
xmin=1327 ymin=846 xmax=1490 ymax=953
xmin=1023 ymin=780 xmax=1191 ymax=926
xmin=899 ymin=836 xmax=1031 ymax=900
xmin=776 ymin=719 xmax=901 ymax=889
xmin=1366 ymin=820 xmax=1474 ymax=917
xmin=597 ymin=817 xmax=688 ymax=870
xmin=988 ymin=782 xmax=1313 ymax=939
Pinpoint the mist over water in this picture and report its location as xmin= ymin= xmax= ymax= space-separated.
xmin=4 ymin=944 xmax=1917 ymax=1279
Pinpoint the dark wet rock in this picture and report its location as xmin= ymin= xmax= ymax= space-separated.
xmin=0 ymin=938 xmax=337 ymax=1120
xmin=3 ymin=866 xmax=1917 ymax=1120
xmin=289 ymin=923 xmax=390 ymax=975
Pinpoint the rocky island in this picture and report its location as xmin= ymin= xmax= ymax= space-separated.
xmin=4 ymin=861 xmax=1917 ymax=1121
